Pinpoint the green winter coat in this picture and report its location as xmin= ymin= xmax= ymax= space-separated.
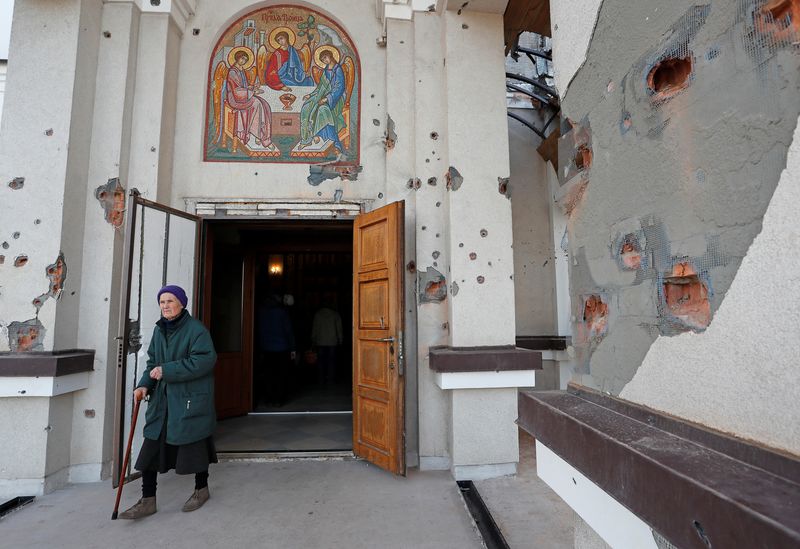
xmin=137 ymin=311 xmax=217 ymax=445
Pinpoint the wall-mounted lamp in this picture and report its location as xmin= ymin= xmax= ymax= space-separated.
xmin=268 ymin=254 xmax=284 ymax=276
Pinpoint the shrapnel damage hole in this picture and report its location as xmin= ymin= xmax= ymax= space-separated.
xmin=663 ymin=262 xmax=710 ymax=330
xmin=647 ymin=57 xmax=692 ymax=98
xmin=583 ymin=295 xmax=608 ymax=338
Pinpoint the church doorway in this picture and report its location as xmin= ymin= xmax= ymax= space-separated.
xmin=204 ymin=219 xmax=354 ymax=454
xmin=113 ymin=195 xmax=406 ymax=482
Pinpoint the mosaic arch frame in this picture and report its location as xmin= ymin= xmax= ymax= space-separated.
xmin=204 ymin=4 xmax=361 ymax=165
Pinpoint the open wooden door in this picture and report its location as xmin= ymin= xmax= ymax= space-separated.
xmin=113 ymin=191 xmax=201 ymax=487
xmin=204 ymin=236 xmax=254 ymax=420
xmin=352 ymin=201 xmax=405 ymax=475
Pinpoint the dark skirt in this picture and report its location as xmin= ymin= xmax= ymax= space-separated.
xmin=134 ymin=410 xmax=218 ymax=475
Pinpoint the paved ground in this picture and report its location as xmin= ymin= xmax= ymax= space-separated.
xmin=477 ymin=430 xmax=575 ymax=548
xmin=1 ymin=459 xmax=482 ymax=549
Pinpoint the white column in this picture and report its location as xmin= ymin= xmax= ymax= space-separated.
xmin=443 ymin=10 xmax=516 ymax=348
xmin=441 ymin=10 xmax=519 ymax=476
xmin=412 ymin=12 xmax=453 ymax=470
xmin=71 ymin=0 xmax=142 ymax=479
xmin=126 ymin=10 xmax=181 ymax=202
xmin=0 ymin=0 xmax=101 ymax=352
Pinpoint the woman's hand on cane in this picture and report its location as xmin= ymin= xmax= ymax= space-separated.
xmin=134 ymin=387 xmax=148 ymax=402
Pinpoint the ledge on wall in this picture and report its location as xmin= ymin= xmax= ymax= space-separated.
xmin=430 ymin=345 xmax=541 ymax=390
xmin=0 ymin=349 xmax=95 ymax=397
xmin=518 ymin=384 xmax=800 ymax=549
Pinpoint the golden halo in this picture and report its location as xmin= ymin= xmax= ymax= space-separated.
xmin=268 ymin=26 xmax=297 ymax=49
xmin=227 ymin=46 xmax=254 ymax=69
xmin=314 ymin=45 xmax=341 ymax=68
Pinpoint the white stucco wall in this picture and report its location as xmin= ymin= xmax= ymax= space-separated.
xmin=169 ymin=0 xmax=387 ymax=206
xmin=620 ymin=115 xmax=800 ymax=457
xmin=549 ymin=0 xmax=603 ymax=98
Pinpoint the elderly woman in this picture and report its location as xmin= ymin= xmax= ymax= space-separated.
xmin=119 ymin=285 xmax=218 ymax=519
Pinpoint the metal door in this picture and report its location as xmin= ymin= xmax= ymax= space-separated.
xmin=112 ymin=191 xmax=201 ymax=487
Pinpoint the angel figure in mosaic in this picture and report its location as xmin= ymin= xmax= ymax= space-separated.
xmin=260 ymin=26 xmax=315 ymax=91
xmin=297 ymin=46 xmax=355 ymax=154
xmin=213 ymin=47 xmax=275 ymax=153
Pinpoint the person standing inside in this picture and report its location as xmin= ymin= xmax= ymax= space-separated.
xmin=256 ymin=294 xmax=296 ymax=406
xmin=311 ymin=292 xmax=343 ymax=385
xmin=119 ymin=285 xmax=218 ymax=519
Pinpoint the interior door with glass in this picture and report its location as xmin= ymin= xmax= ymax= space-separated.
xmin=112 ymin=191 xmax=201 ymax=487
xmin=352 ymin=201 xmax=405 ymax=475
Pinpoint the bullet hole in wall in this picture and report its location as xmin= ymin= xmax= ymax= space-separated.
xmin=647 ymin=56 xmax=692 ymax=99
xmin=14 ymin=255 xmax=28 ymax=267
xmin=446 ymin=167 xmax=463 ymax=191
xmin=574 ymin=145 xmax=592 ymax=171
xmin=477 ymin=276 xmax=485 ymax=284
xmin=462 ymin=23 xmax=469 ymax=29
xmin=8 ymin=177 xmax=24 ymax=190
xmin=583 ymin=295 xmax=609 ymax=339
xmin=12 ymin=232 xmax=20 ymax=239
xmin=95 ymin=178 xmax=126 ymax=228
xmin=480 ymin=229 xmax=488 ymax=237
xmin=46 ymin=253 xmax=67 ymax=296
xmin=662 ymin=262 xmax=711 ymax=331
xmin=427 ymin=177 xmax=437 ymax=186
xmin=377 ymin=193 xmax=383 ymax=199
xmin=34 ymin=219 xmax=41 ymax=225
xmin=430 ymin=132 xmax=439 ymax=140
xmin=192 ymin=28 xmax=200 ymax=36
xmin=103 ymin=31 xmax=111 ymax=38
xmin=435 ymin=201 xmax=441 ymax=207
xmin=432 ymin=251 xmax=440 ymax=259
xmin=1 ymin=242 xmax=8 ymax=249
xmin=407 ymin=178 xmax=421 ymax=190
xmin=7 ymin=318 xmax=46 ymax=352
xmin=407 ymin=260 xmax=416 ymax=273
xmin=450 ymin=281 xmax=459 ymax=296
xmin=459 ymin=242 xmax=464 ymax=248
xmin=619 ymin=234 xmax=642 ymax=270
xmin=84 ymin=409 xmax=96 ymax=418
xmin=421 ymin=225 xmax=427 ymax=231
xmin=756 ymin=0 xmax=800 ymax=37
xmin=44 ymin=128 xmax=53 ymax=136
xmin=498 ymin=177 xmax=510 ymax=198
xmin=384 ymin=114 xmax=397 ymax=150
xmin=469 ymin=252 xmax=477 ymax=260
xmin=373 ymin=119 xmax=380 ymax=126
xmin=419 ymin=267 xmax=447 ymax=303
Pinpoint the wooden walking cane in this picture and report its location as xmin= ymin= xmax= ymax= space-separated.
xmin=111 ymin=396 xmax=142 ymax=520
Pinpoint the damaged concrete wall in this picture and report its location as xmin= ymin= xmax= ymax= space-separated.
xmin=0 ymin=0 xmax=101 ymax=352
xmin=550 ymin=0 xmax=604 ymax=97
xmin=553 ymin=0 xmax=800 ymax=432
xmin=620 ymin=113 xmax=800 ymax=456
xmin=169 ymin=0 xmax=387 ymax=207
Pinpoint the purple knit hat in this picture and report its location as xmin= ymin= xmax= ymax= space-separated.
xmin=157 ymin=285 xmax=188 ymax=308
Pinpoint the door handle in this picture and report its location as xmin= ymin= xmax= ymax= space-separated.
xmin=363 ymin=336 xmax=395 ymax=343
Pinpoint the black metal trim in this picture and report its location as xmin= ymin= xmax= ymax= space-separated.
xmin=457 ymin=481 xmax=510 ymax=549
xmin=507 ymin=111 xmax=547 ymax=139
xmin=506 ymin=72 xmax=557 ymax=98
xmin=0 ymin=496 xmax=35 ymax=518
